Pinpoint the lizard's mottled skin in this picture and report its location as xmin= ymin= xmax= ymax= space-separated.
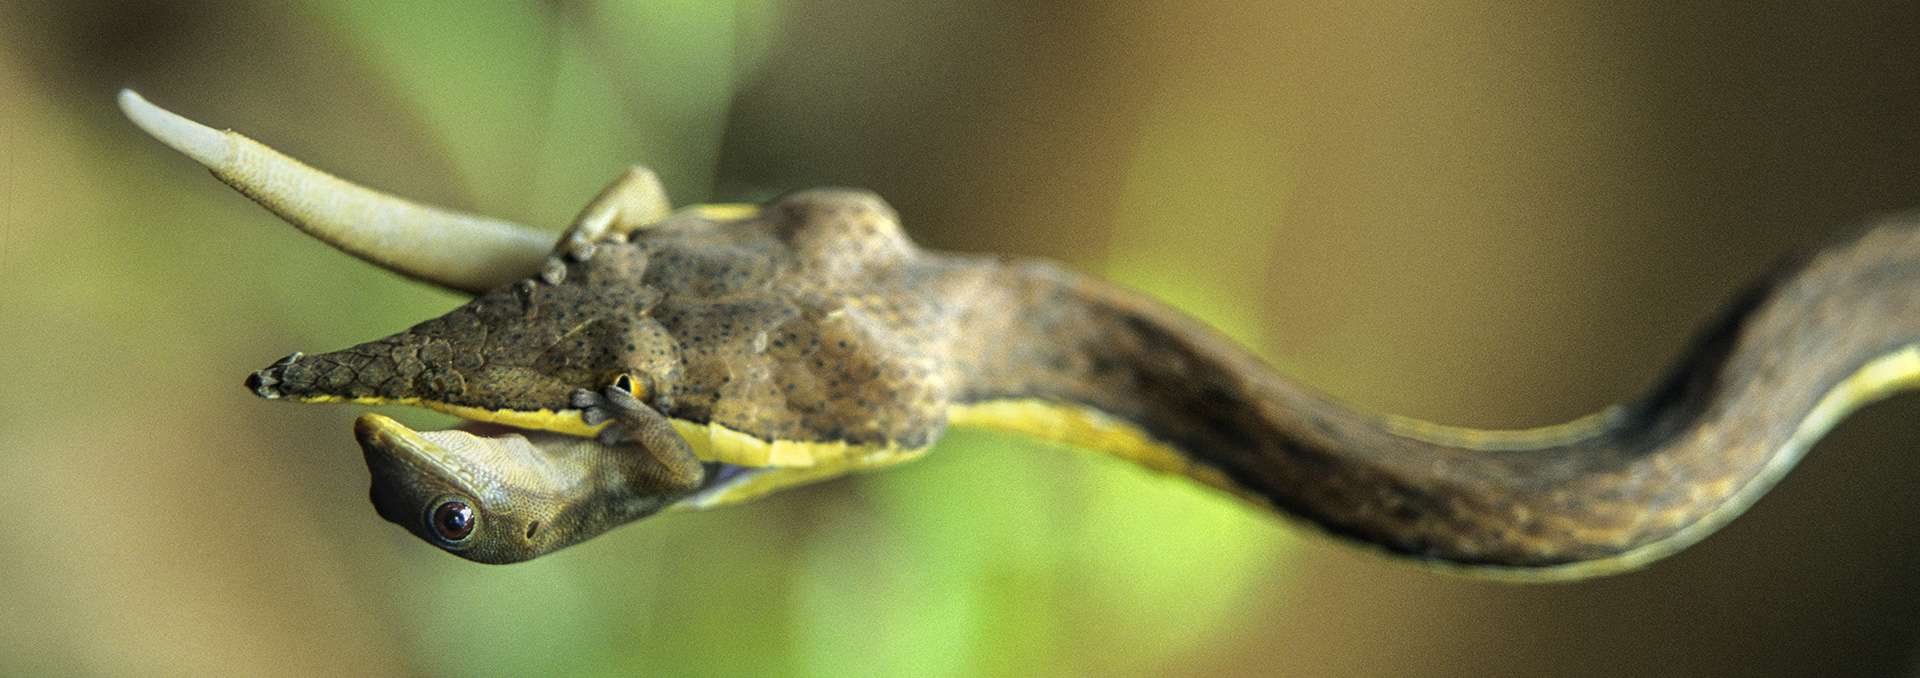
xmin=123 ymin=90 xmax=1919 ymax=576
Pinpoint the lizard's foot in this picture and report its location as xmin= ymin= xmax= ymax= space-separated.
xmin=581 ymin=374 xmax=647 ymax=446
xmin=543 ymin=167 xmax=672 ymax=284
xmin=572 ymin=374 xmax=653 ymax=431
xmin=574 ymin=374 xmax=703 ymax=489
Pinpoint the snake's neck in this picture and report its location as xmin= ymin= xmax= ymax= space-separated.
xmin=940 ymin=218 xmax=1920 ymax=577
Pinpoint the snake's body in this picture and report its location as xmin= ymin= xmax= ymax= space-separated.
xmin=943 ymin=222 xmax=1919 ymax=576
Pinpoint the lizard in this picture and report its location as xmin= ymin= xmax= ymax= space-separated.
xmin=120 ymin=90 xmax=1920 ymax=578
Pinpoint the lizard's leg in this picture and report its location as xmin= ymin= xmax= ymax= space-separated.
xmin=571 ymin=374 xmax=704 ymax=492
xmin=544 ymin=166 xmax=673 ymax=283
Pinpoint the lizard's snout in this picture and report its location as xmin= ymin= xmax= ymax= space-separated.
xmin=245 ymin=352 xmax=302 ymax=399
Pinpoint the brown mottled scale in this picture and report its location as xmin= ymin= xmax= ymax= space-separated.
xmin=257 ymin=188 xmax=1920 ymax=573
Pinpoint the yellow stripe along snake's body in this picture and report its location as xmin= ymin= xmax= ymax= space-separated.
xmin=935 ymin=218 xmax=1919 ymax=578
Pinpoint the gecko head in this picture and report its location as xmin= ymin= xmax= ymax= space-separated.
xmin=355 ymin=413 xmax=685 ymax=563
xmin=356 ymin=413 xmax=573 ymax=563
xmin=244 ymin=245 xmax=680 ymax=432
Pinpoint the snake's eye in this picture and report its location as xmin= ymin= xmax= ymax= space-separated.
xmin=428 ymin=498 xmax=476 ymax=545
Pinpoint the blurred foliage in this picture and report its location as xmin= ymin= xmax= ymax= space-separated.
xmin=2 ymin=2 xmax=1919 ymax=677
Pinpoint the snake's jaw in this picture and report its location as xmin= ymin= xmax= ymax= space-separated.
xmin=239 ymin=244 xmax=665 ymax=422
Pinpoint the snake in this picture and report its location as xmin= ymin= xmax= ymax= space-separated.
xmin=120 ymin=89 xmax=1920 ymax=579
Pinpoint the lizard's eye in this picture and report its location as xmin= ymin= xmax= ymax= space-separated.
xmin=427 ymin=498 xmax=477 ymax=545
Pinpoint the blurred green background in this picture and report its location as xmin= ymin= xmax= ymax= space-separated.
xmin=4 ymin=2 xmax=1920 ymax=676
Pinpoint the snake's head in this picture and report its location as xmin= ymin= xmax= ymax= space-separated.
xmin=244 ymin=243 xmax=678 ymax=422
xmin=355 ymin=413 xmax=680 ymax=563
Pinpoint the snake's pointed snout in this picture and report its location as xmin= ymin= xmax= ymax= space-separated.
xmin=245 ymin=352 xmax=303 ymax=399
